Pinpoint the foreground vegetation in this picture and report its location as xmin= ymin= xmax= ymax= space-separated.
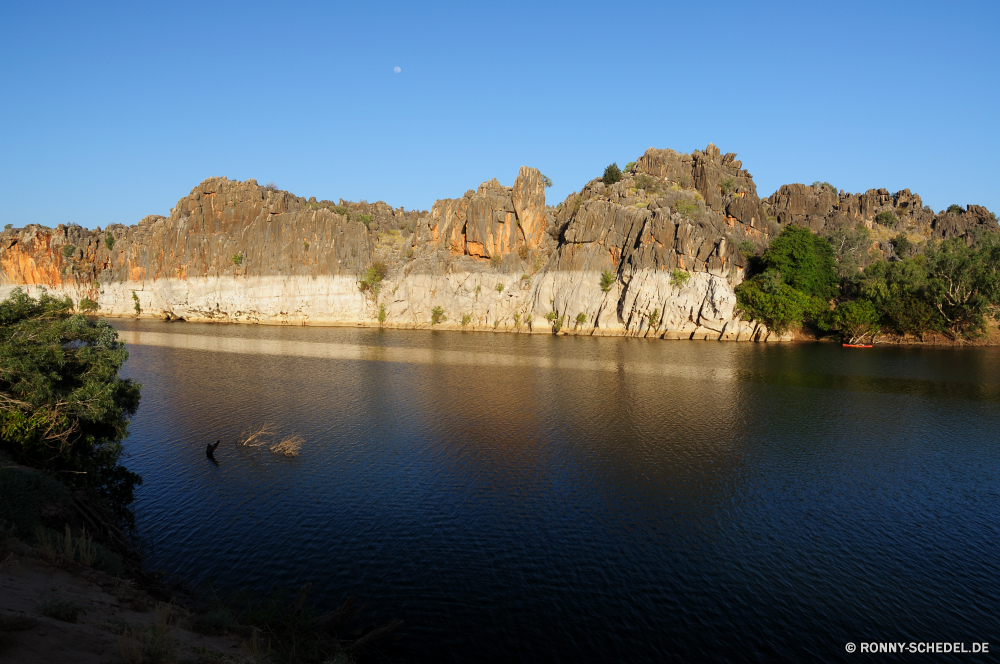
xmin=735 ymin=224 xmax=1000 ymax=343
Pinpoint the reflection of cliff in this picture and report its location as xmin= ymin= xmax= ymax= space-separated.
xmin=3 ymin=144 xmax=994 ymax=340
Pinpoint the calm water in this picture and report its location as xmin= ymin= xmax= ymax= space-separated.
xmin=112 ymin=320 xmax=1000 ymax=663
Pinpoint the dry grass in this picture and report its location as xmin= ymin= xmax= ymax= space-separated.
xmin=240 ymin=627 xmax=271 ymax=662
xmin=117 ymin=604 xmax=179 ymax=664
xmin=32 ymin=525 xmax=98 ymax=567
xmin=270 ymin=435 xmax=303 ymax=458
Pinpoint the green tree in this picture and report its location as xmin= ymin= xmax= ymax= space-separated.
xmin=922 ymin=238 xmax=1000 ymax=337
xmin=0 ymin=289 xmax=142 ymax=528
xmin=761 ymin=225 xmax=838 ymax=298
xmin=858 ymin=258 xmax=940 ymax=336
xmin=600 ymin=270 xmax=615 ymax=292
xmin=734 ymin=270 xmax=814 ymax=335
xmin=825 ymin=299 xmax=881 ymax=344
xmin=602 ymin=163 xmax=622 ymax=186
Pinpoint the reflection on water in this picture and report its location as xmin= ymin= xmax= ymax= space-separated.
xmin=114 ymin=320 xmax=1000 ymax=663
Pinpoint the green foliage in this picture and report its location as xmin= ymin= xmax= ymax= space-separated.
xmin=541 ymin=174 xmax=553 ymax=187
xmin=624 ymin=161 xmax=636 ymax=173
xmin=36 ymin=595 xmax=85 ymax=623
xmin=461 ymin=314 xmax=471 ymax=326
xmin=105 ymin=233 xmax=115 ymax=251
xmin=737 ymin=240 xmax=755 ymax=257
xmin=231 ymin=253 xmax=243 ymax=266
xmin=496 ymin=282 xmax=504 ymax=294
xmin=602 ymin=162 xmax=622 ymax=186
xmin=922 ymin=238 xmax=1000 ymax=337
xmin=648 ymin=308 xmax=660 ymax=328
xmin=735 ymin=270 xmax=815 ymax=335
xmin=575 ymin=312 xmax=587 ymax=326
xmin=490 ymin=253 xmax=502 ymax=269
xmin=761 ymin=225 xmax=838 ymax=298
xmin=600 ymin=270 xmax=615 ymax=293
xmin=720 ymin=177 xmax=736 ymax=195
xmin=3 ymin=224 xmax=11 ymax=230
xmin=357 ymin=214 xmax=372 ymax=227
xmin=823 ymin=299 xmax=881 ymax=343
xmin=61 ymin=244 xmax=76 ymax=258
xmin=823 ymin=224 xmax=873 ymax=277
xmin=131 ymin=291 xmax=140 ymax=315
xmin=431 ymin=306 xmax=446 ymax=325
xmin=670 ymin=269 xmax=690 ymax=289
xmin=377 ymin=303 xmax=387 ymax=325
xmin=358 ymin=262 xmax=388 ymax=295
xmin=334 ymin=206 xmax=349 ymax=216
xmin=635 ymin=175 xmax=661 ymax=194
xmin=78 ymin=298 xmax=99 ymax=311
xmin=858 ymin=257 xmax=939 ymax=337
xmin=812 ymin=181 xmax=837 ymax=195
xmin=890 ymin=234 xmax=912 ymax=257
xmin=946 ymin=204 xmax=965 ymax=214
xmin=552 ymin=315 xmax=564 ymax=333
xmin=875 ymin=211 xmax=897 ymax=227
xmin=303 ymin=240 xmax=309 ymax=250
xmin=513 ymin=312 xmax=522 ymax=328
xmin=672 ymin=199 xmax=699 ymax=218
xmin=544 ymin=311 xmax=558 ymax=322
xmin=0 ymin=289 xmax=142 ymax=528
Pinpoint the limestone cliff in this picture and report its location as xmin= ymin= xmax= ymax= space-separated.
xmin=1 ymin=144 xmax=994 ymax=341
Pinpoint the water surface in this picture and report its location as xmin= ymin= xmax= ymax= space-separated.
xmin=114 ymin=320 xmax=1000 ymax=663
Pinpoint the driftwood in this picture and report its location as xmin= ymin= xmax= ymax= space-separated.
xmin=344 ymin=620 xmax=404 ymax=653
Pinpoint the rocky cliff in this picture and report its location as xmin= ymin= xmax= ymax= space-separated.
xmin=1 ymin=144 xmax=995 ymax=340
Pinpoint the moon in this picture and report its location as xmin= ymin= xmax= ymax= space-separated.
xmin=393 ymin=66 xmax=401 ymax=73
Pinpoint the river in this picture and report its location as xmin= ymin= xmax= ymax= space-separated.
xmin=113 ymin=320 xmax=1000 ymax=663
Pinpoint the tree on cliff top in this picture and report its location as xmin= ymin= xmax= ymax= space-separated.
xmin=0 ymin=288 xmax=141 ymax=528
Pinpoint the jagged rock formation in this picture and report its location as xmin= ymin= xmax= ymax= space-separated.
xmin=1 ymin=144 xmax=995 ymax=341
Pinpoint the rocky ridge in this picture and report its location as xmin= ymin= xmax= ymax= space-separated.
xmin=1 ymin=144 xmax=995 ymax=341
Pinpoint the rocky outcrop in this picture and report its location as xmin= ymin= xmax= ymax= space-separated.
xmin=2 ymin=144 xmax=995 ymax=341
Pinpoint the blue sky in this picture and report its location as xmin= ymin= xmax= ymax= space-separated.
xmin=1 ymin=1 xmax=997 ymax=229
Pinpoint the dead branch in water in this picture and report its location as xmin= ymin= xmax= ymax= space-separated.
xmin=270 ymin=435 xmax=303 ymax=458
xmin=236 ymin=423 xmax=277 ymax=449
xmin=235 ymin=424 xmax=304 ymax=457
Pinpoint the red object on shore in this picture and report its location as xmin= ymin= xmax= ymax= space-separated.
xmin=842 ymin=343 xmax=874 ymax=348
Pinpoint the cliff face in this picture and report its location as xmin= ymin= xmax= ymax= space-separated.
xmin=1 ymin=144 xmax=994 ymax=340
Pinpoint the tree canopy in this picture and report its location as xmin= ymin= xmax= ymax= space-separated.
xmin=0 ymin=288 xmax=141 ymax=527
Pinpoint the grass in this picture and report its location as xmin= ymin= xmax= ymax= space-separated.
xmin=118 ymin=603 xmax=178 ymax=664
xmin=600 ymin=270 xmax=615 ymax=293
xmin=720 ymin=177 xmax=736 ymax=195
xmin=431 ymin=306 xmax=446 ymax=325
xmin=670 ymin=269 xmax=690 ymax=288
xmin=36 ymin=594 xmax=86 ymax=623
xmin=79 ymin=297 xmax=99 ymax=311
xmin=236 ymin=424 xmax=305 ymax=458
xmin=673 ymin=199 xmax=699 ymax=218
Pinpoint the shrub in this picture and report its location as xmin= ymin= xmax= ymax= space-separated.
xmin=670 ymin=269 xmax=690 ymax=288
xmin=131 ymin=291 xmax=140 ymax=315
xmin=358 ymin=262 xmax=388 ymax=295
xmin=496 ymin=282 xmax=504 ymax=294
xmin=635 ymin=175 xmax=660 ymax=193
xmin=490 ymin=253 xmax=502 ymax=269
xmin=946 ymin=204 xmax=965 ymax=214
xmin=517 ymin=244 xmax=529 ymax=260
xmin=575 ymin=312 xmax=587 ymax=326
xmin=377 ymin=303 xmax=387 ymax=325
xmin=602 ymin=163 xmax=622 ymax=186
xmin=193 ymin=608 xmax=238 ymax=636
xmin=357 ymin=214 xmax=372 ymax=227
xmin=890 ymin=234 xmax=912 ymax=257
xmin=461 ymin=313 xmax=471 ymax=326
xmin=734 ymin=270 xmax=814 ymax=335
xmin=812 ymin=181 xmax=837 ymax=195
xmin=334 ymin=206 xmax=349 ymax=216
xmin=760 ymin=225 xmax=838 ymax=299
xmin=79 ymin=298 xmax=99 ymax=311
xmin=105 ymin=233 xmax=115 ymax=251
xmin=624 ymin=161 xmax=637 ymax=173
xmin=544 ymin=311 xmax=558 ymax=322
xmin=431 ymin=306 xmax=446 ymax=325
xmin=552 ymin=316 xmax=563 ymax=333
xmin=720 ymin=177 xmax=736 ymax=195
xmin=673 ymin=199 xmax=699 ymax=218
xmin=648 ymin=308 xmax=660 ymax=328
xmin=3 ymin=224 xmax=11 ymax=230
xmin=263 ymin=182 xmax=278 ymax=192
xmin=572 ymin=196 xmax=584 ymax=214
xmin=875 ymin=211 xmax=897 ymax=227
xmin=231 ymin=253 xmax=243 ymax=265
xmin=737 ymin=240 xmax=755 ymax=257
xmin=36 ymin=595 xmax=85 ymax=623
xmin=600 ymin=270 xmax=615 ymax=293
xmin=541 ymin=174 xmax=553 ymax=187
xmin=825 ymin=299 xmax=881 ymax=344
xmin=61 ymin=244 xmax=76 ymax=258
xmin=303 ymin=240 xmax=309 ymax=250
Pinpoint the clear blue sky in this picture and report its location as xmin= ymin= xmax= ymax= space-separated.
xmin=1 ymin=1 xmax=997 ymax=229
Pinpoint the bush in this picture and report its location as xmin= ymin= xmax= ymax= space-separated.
xmin=946 ymin=204 xmax=965 ymax=214
xmin=602 ymin=163 xmax=622 ymax=186
xmin=496 ymin=282 xmax=504 ymax=294
xmin=231 ymin=253 xmax=243 ymax=266
xmin=461 ymin=314 xmax=471 ymax=326
xmin=734 ymin=270 xmax=815 ymax=335
xmin=357 ymin=214 xmax=372 ymax=227
xmin=105 ymin=233 xmax=115 ymax=251
xmin=648 ymin=308 xmax=660 ymax=328
xmin=0 ymin=290 xmax=142 ymax=528
xmin=720 ymin=177 xmax=736 ymax=195
xmin=575 ymin=312 xmax=587 ymax=326
xmin=542 ymin=174 xmax=553 ymax=187
xmin=875 ymin=211 xmax=897 ymax=227
xmin=544 ymin=311 xmax=558 ymax=322
xmin=824 ymin=299 xmax=881 ymax=343
xmin=3 ymin=224 xmax=11 ymax=230
xmin=358 ymin=262 xmax=388 ymax=295
xmin=431 ymin=306 xmax=446 ymax=325
xmin=61 ymin=244 xmax=76 ymax=258
xmin=624 ymin=161 xmax=636 ymax=173
xmin=79 ymin=298 xmax=99 ymax=311
xmin=670 ymin=269 xmax=690 ymax=289
xmin=131 ymin=291 xmax=140 ymax=315
xmin=377 ymin=304 xmax=387 ymax=325
xmin=812 ymin=181 xmax=837 ymax=195
xmin=737 ymin=240 xmax=755 ymax=257
xmin=635 ymin=175 xmax=661 ymax=194
xmin=263 ymin=182 xmax=278 ymax=192
xmin=36 ymin=595 xmax=85 ymax=623
xmin=673 ymin=199 xmax=699 ymax=218
xmin=600 ymin=270 xmax=615 ymax=293
xmin=760 ymin=225 xmax=838 ymax=299
xmin=890 ymin=234 xmax=912 ymax=257
xmin=518 ymin=244 xmax=529 ymax=260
